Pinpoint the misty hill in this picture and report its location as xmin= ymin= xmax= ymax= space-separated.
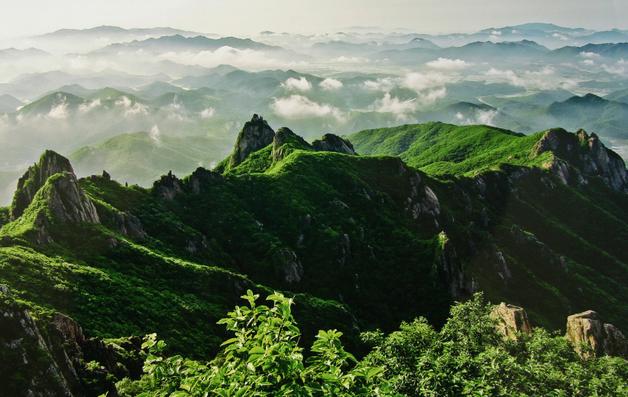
xmin=36 ymin=25 xmax=205 ymax=40
xmin=606 ymin=88 xmax=628 ymax=105
xmin=377 ymin=39 xmax=549 ymax=64
xmin=549 ymin=42 xmax=628 ymax=60
xmin=70 ymin=131 xmax=231 ymax=185
xmin=95 ymin=35 xmax=283 ymax=54
xmin=547 ymin=94 xmax=628 ymax=138
xmin=0 ymin=94 xmax=22 ymax=113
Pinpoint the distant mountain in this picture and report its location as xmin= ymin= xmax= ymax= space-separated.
xmin=606 ymin=88 xmax=628 ymax=105
xmin=0 ymin=47 xmax=50 ymax=60
xmin=94 ymin=35 xmax=283 ymax=54
xmin=547 ymin=94 xmax=628 ymax=139
xmin=70 ymin=131 xmax=231 ymax=185
xmin=550 ymin=43 xmax=628 ymax=60
xmin=36 ymin=25 xmax=205 ymax=39
xmin=577 ymin=29 xmax=628 ymax=44
xmin=377 ymin=39 xmax=548 ymax=64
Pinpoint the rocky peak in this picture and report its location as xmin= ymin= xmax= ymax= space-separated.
xmin=491 ymin=302 xmax=532 ymax=339
xmin=42 ymin=173 xmax=100 ymax=225
xmin=153 ymin=170 xmax=183 ymax=200
xmin=534 ymin=128 xmax=628 ymax=192
xmin=272 ymin=127 xmax=312 ymax=162
xmin=229 ymin=114 xmax=275 ymax=168
xmin=11 ymin=150 xmax=74 ymax=219
xmin=311 ymin=133 xmax=356 ymax=155
xmin=565 ymin=310 xmax=627 ymax=358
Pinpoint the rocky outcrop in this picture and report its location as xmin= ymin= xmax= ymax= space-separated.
xmin=272 ymin=127 xmax=312 ymax=162
xmin=565 ymin=310 xmax=627 ymax=358
xmin=229 ymin=114 xmax=275 ymax=168
xmin=153 ymin=170 xmax=183 ymax=200
xmin=44 ymin=173 xmax=100 ymax=224
xmin=274 ymin=248 xmax=304 ymax=284
xmin=312 ymin=133 xmax=356 ymax=155
xmin=0 ymin=287 xmax=144 ymax=396
xmin=534 ymin=128 xmax=628 ymax=192
xmin=491 ymin=302 xmax=532 ymax=339
xmin=11 ymin=150 xmax=74 ymax=219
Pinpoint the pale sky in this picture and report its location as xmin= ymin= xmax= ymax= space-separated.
xmin=2 ymin=0 xmax=627 ymax=39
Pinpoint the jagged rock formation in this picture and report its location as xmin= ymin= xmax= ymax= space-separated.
xmin=272 ymin=127 xmax=312 ymax=162
xmin=11 ymin=150 xmax=74 ymax=219
xmin=153 ymin=170 xmax=184 ymax=200
xmin=565 ymin=310 xmax=628 ymax=358
xmin=312 ymin=133 xmax=356 ymax=155
xmin=534 ymin=128 xmax=628 ymax=192
xmin=229 ymin=114 xmax=275 ymax=168
xmin=43 ymin=173 xmax=100 ymax=224
xmin=491 ymin=302 xmax=532 ymax=339
xmin=0 ymin=286 xmax=144 ymax=396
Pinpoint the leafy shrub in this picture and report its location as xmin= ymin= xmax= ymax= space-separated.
xmin=117 ymin=290 xmax=394 ymax=396
xmin=362 ymin=293 xmax=628 ymax=397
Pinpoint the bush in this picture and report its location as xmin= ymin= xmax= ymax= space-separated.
xmin=117 ymin=290 xmax=394 ymax=396
xmin=362 ymin=293 xmax=628 ymax=397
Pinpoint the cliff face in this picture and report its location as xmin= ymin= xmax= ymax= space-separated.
xmin=534 ymin=128 xmax=628 ymax=192
xmin=0 ymin=286 xmax=144 ymax=397
xmin=228 ymin=114 xmax=276 ymax=168
xmin=11 ymin=150 xmax=74 ymax=219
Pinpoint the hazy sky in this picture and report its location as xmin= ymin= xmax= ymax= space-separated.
xmin=2 ymin=0 xmax=627 ymax=39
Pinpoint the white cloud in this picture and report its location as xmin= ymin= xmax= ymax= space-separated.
xmin=48 ymin=101 xmax=69 ymax=120
xmin=331 ymin=56 xmax=369 ymax=64
xmin=426 ymin=57 xmax=471 ymax=71
xmin=319 ymin=78 xmax=343 ymax=90
xmin=419 ymin=87 xmax=447 ymax=105
xmin=271 ymin=95 xmax=345 ymax=121
xmin=157 ymin=46 xmax=305 ymax=71
xmin=484 ymin=66 xmax=572 ymax=90
xmin=78 ymin=99 xmax=101 ymax=113
xmin=363 ymin=77 xmax=396 ymax=92
xmin=115 ymin=96 xmax=148 ymax=116
xmin=370 ymin=93 xmax=417 ymax=118
xmin=282 ymin=76 xmax=312 ymax=92
xmin=403 ymin=72 xmax=449 ymax=92
xmin=455 ymin=109 xmax=498 ymax=126
xmin=149 ymin=124 xmax=161 ymax=145
xmin=200 ymin=107 xmax=216 ymax=119
xmin=580 ymin=51 xmax=600 ymax=59
xmin=582 ymin=59 xmax=595 ymax=66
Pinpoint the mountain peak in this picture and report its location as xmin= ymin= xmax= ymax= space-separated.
xmin=11 ymin=150 xmax=74 ymax=219
xmin=228 ymin=114 xmax=276 ymax=169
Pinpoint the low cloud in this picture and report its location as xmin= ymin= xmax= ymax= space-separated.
xmin=319 ymin=78 xmax=343 ymax=90
xmin=48 ymin=101 xmax=69 ymax=120
xmin=115 ymin=96 xmax=148 ymax=116
xmin=403 ymin=72 xmax=450 ymax=92
xmin=79 ymin=99 xmax=101 ymax=113
xmin=271 ymin=95 xmax=345 ymax=121
xmin=200 ymin=107 xmax=216 ymax=119
xmin=484 ymin=66 xmax=575 ymax=90
xmin=580 ymin=51 xmax=600 ymax=59
xmin=370 ymin=93 xmax=417 ymax=119
xmin=149 ymin=124 xmax=161 ymax=145
xmin=282 ymin=77 xmax=312 ymax=92
xmin=426 ymin=58 xmax=471 ymax=71
xmin=363 ymin=77 xmax=396 ymax=92
xmin=455 ymin=109 xmax=498 ymax=126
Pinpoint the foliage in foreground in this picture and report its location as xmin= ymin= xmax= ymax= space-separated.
xmin=117 ymin=292 xmax=627 ymax=396
xmin=116 ymin=290 xmax=393 ymax=396
xmin=362 ymin=293 xmax=628 ymax=397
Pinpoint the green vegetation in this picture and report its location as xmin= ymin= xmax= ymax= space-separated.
xmin=118 ymin=291 xmax=393 ymax=396
xmin=349 ymin=122 xmax=551 ymax=176
xmin=0 ymin=118 xmax=627 ymax=395
xmin=118 ymin=292 xmax=627 ymax=396
xmin=363 ymin=293 xmax=628 ymax=396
